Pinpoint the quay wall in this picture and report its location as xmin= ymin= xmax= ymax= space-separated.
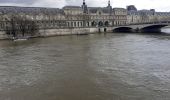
xmin=39 ymin=27 xmax=113 ymax=37
xmin=0 ymin=27 xmax=113 ymax=39
xmin=0 ymin=31 xmax=8 ymax=39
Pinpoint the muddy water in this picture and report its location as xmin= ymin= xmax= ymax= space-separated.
xmin=0 ymin=33 xmax=170 ymax=100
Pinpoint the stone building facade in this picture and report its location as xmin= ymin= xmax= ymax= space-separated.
xmin=127 ymin=5 xmax=170 ymax=24
xmin=62 ymin=0 xmax=127 ymax=28
xmin=0 ymin=0 xmax=127 ymax=31
xmin=0 ymin=1 xmax=170 ymax=31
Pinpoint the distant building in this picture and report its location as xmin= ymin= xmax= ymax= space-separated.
xmin=127 ymin=5 xmax=137 ymax=11
xmin=127 ymin=5 xmax=170 ymax=24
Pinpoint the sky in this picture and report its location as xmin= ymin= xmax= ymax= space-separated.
xmin=0 ymin=0 xmax=170 ymax=12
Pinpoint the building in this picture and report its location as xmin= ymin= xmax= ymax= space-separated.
xmin=0 ymin=0 xmax=128 ymax=30
xmin=127 ymin=5 xmax=170 ymax=24
xmin=113 ymin=8 xmax=127 ymax=26
xmin=1 ymin=1 xmax=170 ymax=31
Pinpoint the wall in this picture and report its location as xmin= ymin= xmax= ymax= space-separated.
xmin=0 ymin=27 xmax=113 ymax=39
xmin=0 ymin=31 xmax=8 ymax=39
xmin=39 ymin=27 xmax=113 ymax=37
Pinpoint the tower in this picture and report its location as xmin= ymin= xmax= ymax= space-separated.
xmin=108 ymin=0 xmax=111 ymax=7
xmin=107 ymin=0 xmax=112 ymax=14
xmin=82 ymin=0 xmax=88 ymax=14
xmin=83 ymin=0 xmax=85 ymax=5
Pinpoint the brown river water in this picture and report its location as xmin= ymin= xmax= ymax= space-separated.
xmin=0 ymin=31 xmax=170 ymax=100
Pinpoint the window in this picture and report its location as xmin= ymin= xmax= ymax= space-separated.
xmin=74 ymin=22 xmax=76 ymax=27
xmin=78 ymin=22 xmax=80 ymax=27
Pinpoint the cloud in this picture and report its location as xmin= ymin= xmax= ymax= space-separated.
xmin=0 ymin=0 xmax=34 ymax=4
xmin=0 ymin=0 xmax=169 ymax=12
xmin=112 ymin=0 xmax=170 ymax=12
xmin=32 ymin=0 xmax=66 ymax=8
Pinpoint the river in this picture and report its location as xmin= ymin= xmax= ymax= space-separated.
xmin=0 ymin=31 xmax=170 ymax=100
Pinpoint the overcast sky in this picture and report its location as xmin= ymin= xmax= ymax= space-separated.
xmin=0 ymin=0 xmax=170 ymax=12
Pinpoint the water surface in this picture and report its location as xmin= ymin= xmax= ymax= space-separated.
xmin=0 ymin=33 xmax=170 ymax=100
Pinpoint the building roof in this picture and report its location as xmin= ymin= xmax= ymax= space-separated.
xmin=88 ymin=7 xmax=98 ymax=13
xmin=127 ymin=5 xmax=137 ymax=11
xmin=88 ymin=7 xmax=111 ymax=14
xmin=0 ymin=6 xmax=64 ymax=15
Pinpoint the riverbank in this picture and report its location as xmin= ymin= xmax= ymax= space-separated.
xmin=0 ymin=27 xmax=113 ymax=40
xmin=1 ymin=27 xmax=169 ymax=40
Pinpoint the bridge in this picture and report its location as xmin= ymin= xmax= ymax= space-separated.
xmin=111 ymin=21 xmax=170 ymax=33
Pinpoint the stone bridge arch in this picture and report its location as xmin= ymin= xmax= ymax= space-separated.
xmin=140 ymin=24 xmax=168 ymax=33
xmin=113 ymin=27 xmax=133 ymax=33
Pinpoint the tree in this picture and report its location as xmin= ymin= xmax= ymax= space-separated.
xmin=5 ymin=14 xmax=39 ymax=39
xmin=5 ymin=15 xmax=17 ymax=37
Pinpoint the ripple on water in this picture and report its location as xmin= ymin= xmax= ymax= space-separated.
xmin=0 ymin=34 xmax=170 ymax=100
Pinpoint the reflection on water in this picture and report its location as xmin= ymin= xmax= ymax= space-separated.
xmin=0 ymin=33 xmax=170 ymax=100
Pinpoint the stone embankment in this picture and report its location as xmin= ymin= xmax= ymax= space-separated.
xmin=0 ymin=27 xmax=113 ymax=39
